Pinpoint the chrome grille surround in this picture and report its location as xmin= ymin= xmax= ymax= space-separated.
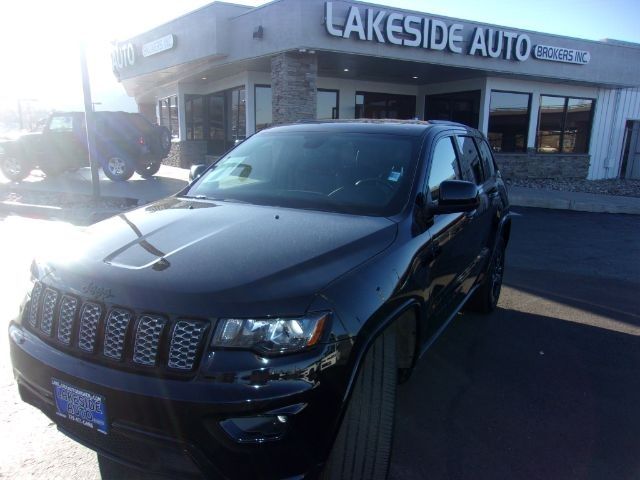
xmin=40 ymin=288 xmax=59 ymax=335
xmin=57 ymin=295 xmax=78 ymax=345
xmin=133 ymin=315 xmax=167 ymax=366
xmin=78 ymin=302 xmax=102 ymax=352
xmin=168 ymin=320 xmax=208 ymax=370
xmin=28 ymin=282 xmax=43 ymax=328
xmin=103 ymin=309 xmax=132 ymax=360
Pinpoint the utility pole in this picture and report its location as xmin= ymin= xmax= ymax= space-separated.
xmin=80 ymin=44 xmax=100 ymax=200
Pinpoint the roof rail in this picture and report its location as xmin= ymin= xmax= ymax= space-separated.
xmin=425 ymin=120 xmax=469 ymax=128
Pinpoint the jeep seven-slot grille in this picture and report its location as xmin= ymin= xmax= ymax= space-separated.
xmin=26 ymin=284 xmax=209 ymax=373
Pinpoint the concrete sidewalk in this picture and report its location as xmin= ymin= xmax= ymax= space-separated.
xmin=0 ymin=165 xmax=189 ymax=204
xmin=508 ymin=185 xmax=640 ymax=215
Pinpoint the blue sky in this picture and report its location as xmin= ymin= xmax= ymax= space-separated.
xmin=0 ymin=0 xmax=638 ymax=114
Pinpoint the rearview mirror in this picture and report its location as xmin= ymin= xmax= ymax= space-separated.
xmin=432 ymin=180 xmax=479 ymax=214
xmin=189 ymin=164 xmax=206 ymax=181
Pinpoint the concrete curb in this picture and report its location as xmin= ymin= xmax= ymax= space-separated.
xmin=509 ymin=194 xmax=640 ymax=215
xmin=0 ymin=201 xmax=123 ymax=224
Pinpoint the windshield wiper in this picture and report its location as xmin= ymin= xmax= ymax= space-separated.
xmin=180 ymin=194 xmax=212 ymax=200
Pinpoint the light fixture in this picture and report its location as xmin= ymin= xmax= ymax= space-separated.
xmin=343 ymin=68 xmax=349 ymax=72
xmin=412 ymin=75 xmax=419 ymax=79
xmin=201 ymin=76 xmax=207 ymax=80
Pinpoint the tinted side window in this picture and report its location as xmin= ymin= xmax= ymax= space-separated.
xmin=456 ymin=135 xmax=484 ymax=185
xmin=476 ymin=138 xmax=497 ymax=178
xmin=428 ymin=137 xmax=460 ymax=201
xmin=48 ymin=116 xmax=73 ymax=132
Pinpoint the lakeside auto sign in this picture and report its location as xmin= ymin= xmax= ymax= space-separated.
xmin=324 ymin=2 xmax=590 ymax=65
xmin=112 ymin=34 xmax=176 ymax=72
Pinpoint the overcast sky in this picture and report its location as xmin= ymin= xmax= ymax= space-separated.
xmin=1 ymin=0 xmax=639 ymax=114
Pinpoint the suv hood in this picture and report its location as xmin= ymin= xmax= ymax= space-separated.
xmin=38 ymin=197 xmax=397 ymax=318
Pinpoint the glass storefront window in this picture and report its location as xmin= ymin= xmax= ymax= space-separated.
xmin=564 ymin=98 xmax=594 ymax=153
xmin=537 ymin=96 xmax=566 ymax=153
xmin=537 ymin=95 xmax=594 ymax=153
xmin=231 ymin=87 xmax=246 ymax=143
xmin=355 ymin=91 xmax=416 ymax=119
xmin=158 ymin=95 xmax=178 ymax=138
xmin=425 ymin=90 xmax=480 ymax=129
xmin=255 ymin=85 xmax=272 ymax=132
xmin=487 ymin=91 xmax=531 ymax=152
xmin=318 ymin=89 xmax=339 ymax=119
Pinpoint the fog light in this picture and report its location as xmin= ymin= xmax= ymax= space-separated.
xmin=220 ymin=416 xmax=288 ymax=444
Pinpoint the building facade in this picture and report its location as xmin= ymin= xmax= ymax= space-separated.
xmin=111 ymin=0 xmax=640 ymax=179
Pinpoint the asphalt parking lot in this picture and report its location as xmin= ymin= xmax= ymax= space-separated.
xmin=391 ymin=208 xmax=640 ymax=480
xmin=0 ymin=207 xmax=638 ymax=479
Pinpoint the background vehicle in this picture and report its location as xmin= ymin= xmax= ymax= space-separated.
xmin=0 ymin=111 xmax=172 ymax=182
xmin=9 ymin=120 xmax=511 ymax=479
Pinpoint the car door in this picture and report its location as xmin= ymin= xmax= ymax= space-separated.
xmin=422 ymin=134 xmax=475 ymax=335
xmin=45 ymin=113 xmax=87 ymax=168
xmin=453 ymin=134 xmax=494 ymax=294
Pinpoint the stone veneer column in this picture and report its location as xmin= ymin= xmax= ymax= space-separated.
xmin=271 ymin=52 xmax=317 ymax=125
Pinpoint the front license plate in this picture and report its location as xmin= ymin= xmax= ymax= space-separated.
xmin=52 ymin=378 xmax=108 ymax=434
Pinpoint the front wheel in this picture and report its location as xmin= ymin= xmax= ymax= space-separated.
xmin=322 ymin=327 xmax=397 ymax=480
xmin=465 ymin=236 xmax=505 ymax=313
xmin=1 ymin=154 xmax=29 ymax=181
xmin=103 ymin=156 xmax=134 ymax=182
xmin=135 ymin=157 xmax=162 ymax=178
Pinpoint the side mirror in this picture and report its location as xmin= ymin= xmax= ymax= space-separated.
xmin=432 ymin=180 xmax=479 ymax=214
xmin=189 ymin=164 xmax=206 ymax=181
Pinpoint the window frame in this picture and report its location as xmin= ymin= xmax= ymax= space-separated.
xmin=487 ymin=89 xmax=532 ymax=153
xmin=536 ymin=94 xmax=596 ymax=154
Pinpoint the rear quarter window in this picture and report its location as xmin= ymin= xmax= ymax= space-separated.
xmin=476 ymin=138 xmax=497 ymax=178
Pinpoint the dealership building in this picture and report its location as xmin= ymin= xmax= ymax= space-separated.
xmin=111 ymin=0 xmax=640 ymax=180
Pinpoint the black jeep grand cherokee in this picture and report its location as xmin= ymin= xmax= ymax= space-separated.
xmin=9 ymin=120 xmax=510 ymax=479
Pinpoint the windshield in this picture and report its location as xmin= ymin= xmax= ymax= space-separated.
xmin=184 ymin=130 xmax=420 ymax=216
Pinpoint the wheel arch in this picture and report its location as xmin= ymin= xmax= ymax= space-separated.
xmin=342 ymin=299 xmax=422 ymax=405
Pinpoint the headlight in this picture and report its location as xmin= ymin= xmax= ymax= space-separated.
xmin=212 ymin=312 xmax=329 ymax=355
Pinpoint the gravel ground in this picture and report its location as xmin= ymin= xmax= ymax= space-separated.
xmin=506 ymin=178 xmax=640 ymax=198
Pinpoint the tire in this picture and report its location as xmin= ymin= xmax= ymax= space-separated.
xmin=322 ymin=327 xmax=397 ymax=480
xmin=465 ymin=236 xmax=506 ymax=313
xmin=103 ymin=155 xmax=135 ymax=182
xmin=135 ymin=157 xmax=162 ymax=178
xmin=0 ymin=153 xmax=29 ymax=181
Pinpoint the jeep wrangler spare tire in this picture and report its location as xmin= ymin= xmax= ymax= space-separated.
xmin=157 ymin=126 xmax=171 ymax=157
xmin=135 ymin=157 xmax=162 ymax=178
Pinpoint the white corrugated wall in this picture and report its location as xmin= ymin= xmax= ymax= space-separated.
xmin=589 ymin=87 xmax=640 ymax=179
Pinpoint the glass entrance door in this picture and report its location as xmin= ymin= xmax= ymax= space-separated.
xmin=186 ymin=86 xmax=246 ymax=156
